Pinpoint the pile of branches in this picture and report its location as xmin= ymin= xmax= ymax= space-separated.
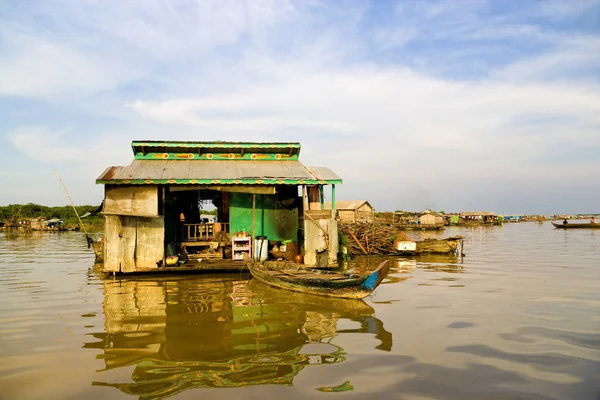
xmin=338 ymin=220 xmax=410 ymax=256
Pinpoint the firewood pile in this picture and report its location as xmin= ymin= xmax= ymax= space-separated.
xmin=338 ymin=220 xmax=410 ymax=256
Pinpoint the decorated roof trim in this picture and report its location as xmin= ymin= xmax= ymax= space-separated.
xmin=96 ymin=178 xmax=342 ymax=185
xmin=133 ymin=152 xmax=298 ymax=161
xmin=132 ymin=141 xmax=301 ymax=148
xmin=131 ymin=141 xmax=301 ymax=159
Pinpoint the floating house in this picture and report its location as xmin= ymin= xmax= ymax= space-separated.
xmin=96 ymin=141 xmax=341 ymax=274
xmin=324 ymin=200 xmax=374 ymax=223
xmin=503 ymin=214 xmax=522 ymax=222
xmin=459 ymin=211 xmax=497 ymax=225
xmin=418 ymin=211 xmax=444 ymax=226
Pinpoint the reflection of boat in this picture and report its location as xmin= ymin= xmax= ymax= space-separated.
xmin=248 ymin=260 xmax=389 ymax=299
xmin=394 ymin=236 xmax=464 ymax=255
xmin=552 ymin=222 xmax=600 ymax=229
xmin=413 ymin=253 xmax=462 ymax=264
xmin=88 ymin=274 xmax=392 ymax=397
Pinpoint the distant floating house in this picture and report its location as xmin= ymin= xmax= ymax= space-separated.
xmin=503 ymin=214 xmax=522 ymax=222
xmin=323 ymin=200 xmax=374 ymax=223
xmin=418 ymin=211 xmax=444 ymax=226
xmin=96 ymin=141 xmax=342 ymax=273
xmin=459 ymin=211 xmax=496 ymax=225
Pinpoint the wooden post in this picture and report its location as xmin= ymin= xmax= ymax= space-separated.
xmin=320 ymin=185 xmax=324 ymax=210
xmin=252 ymin=194 xmax=256 ymax=256
xmin=331 ymin=184 xmax=336 ymax=211
xmin=302 ymin=185 xmax=307 ymax=211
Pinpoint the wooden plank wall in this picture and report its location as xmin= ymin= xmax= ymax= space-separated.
xmin=303 ymin=210 xmax=338 ymax=266
xmin=135 ymin=217 xmax=165 ymax=269
xmin=104 ymin=215 xmax=122 ymax=272
xmin=104 ymin=186 xmax=159 ymax=217
xmin=103 ymin=215 xmax=165 ymax=273
xmin=120 ymin=217 xmax=138 ymax=273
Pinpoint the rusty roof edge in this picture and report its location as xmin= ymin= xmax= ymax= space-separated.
xmin=95 ymin=166 xmax=122 ymax=184
xmin=304 ymin=166 xmax=343 ymax=183
xmin=304 ymin=165 xmax=318 ymax=180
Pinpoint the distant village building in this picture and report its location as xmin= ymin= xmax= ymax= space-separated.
xmin=459 ymin=211 xmax=496 ymax=224
xmin=418 ymin=211 xmax=444 ymax=226
xmin=503 ymin=214 xmax=523 ymax=222
xmin=26 ymin=217 xmax=64 ymax=231
xmin=324 ymin=200 xmax=374 ymax=223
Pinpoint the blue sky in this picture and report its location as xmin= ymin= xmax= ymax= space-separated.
xmin=1 ymin=0 xmax=599 ymax=214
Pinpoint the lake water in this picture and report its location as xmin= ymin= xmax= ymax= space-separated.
xmin=0 ymin=223 xmax=599 ymax=400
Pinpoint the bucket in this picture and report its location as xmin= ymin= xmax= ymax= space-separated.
xmin=316 ymin=249 xmax=329 ymax=267
xmin=254 ymin=236 xmax=268 ymax=261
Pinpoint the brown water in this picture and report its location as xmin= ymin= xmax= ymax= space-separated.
xmin=0 ymin=223 xmax=598 ymax=400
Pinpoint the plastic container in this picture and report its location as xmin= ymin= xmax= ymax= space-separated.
xmin=254 ymin=236 xmax=268 ymax=261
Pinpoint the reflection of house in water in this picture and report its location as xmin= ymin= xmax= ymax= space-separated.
xmin=89 ymin=275 xmax=392 ymax=397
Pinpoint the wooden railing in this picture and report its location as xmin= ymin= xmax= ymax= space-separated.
xmin=182 ymin=223 xmax=229 ymax=241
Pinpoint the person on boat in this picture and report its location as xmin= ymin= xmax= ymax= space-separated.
xmin=562 ymin=218 xmax=568 ymax=225
xmin=591 ymin=216 xmax=596 ymax=224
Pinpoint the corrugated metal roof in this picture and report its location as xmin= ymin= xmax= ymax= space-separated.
xmin=305 ymin=166 xmax=342 ymax=182
xmin=96 ymin=160 xmax=342 ymax=185
xmin=323 ymin=200 xmax=371 ymax=210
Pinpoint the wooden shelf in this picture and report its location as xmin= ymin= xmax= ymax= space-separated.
xmin=232 ymin=237 xmax=251 ymax=260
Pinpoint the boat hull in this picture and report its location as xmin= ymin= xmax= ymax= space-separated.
xmin=552 ymin=222 xmax=600 ymax=229
xmin=416 ymin=236 xmax=463 ymax=254
xmin=394 ymin=236 xmax=464 ymax=255
xmin=248 ymin=260 xmax=389 ymax=299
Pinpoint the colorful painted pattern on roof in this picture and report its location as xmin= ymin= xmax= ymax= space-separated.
xmin=132 ymin=141 xmax=301 ymax=161
xmin=95 ymin=178 xmax=340 ymax=185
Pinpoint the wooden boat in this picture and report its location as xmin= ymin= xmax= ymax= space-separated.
xmin=552 ymin=222 xmax=600 ymax=229
xmin=393 ymin=235 xmax=464 ymax=255
xmin=262 ymin=259 xmax=337 ymax=270
xmin=247 ymin=260 xmax=390 ymax=299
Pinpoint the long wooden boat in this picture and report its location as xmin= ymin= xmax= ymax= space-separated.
xmin=552 ymin=222 xmax=600 ymax=229
xmin=247 ymin=260 xmax=390 ymax=299
xmin=262 ymin=259 xmax=337 ymax=270
xmin=393 ymin=235 xmax=464 ymax=255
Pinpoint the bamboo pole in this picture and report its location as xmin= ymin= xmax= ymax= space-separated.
xmin=54 ymin=170 xmax=93 ymax=246
xmin=348 ymin=229 xmax=368 ymax=255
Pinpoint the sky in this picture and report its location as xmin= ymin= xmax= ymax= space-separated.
xmin=1 ymin=0 xmax=599 ymax=215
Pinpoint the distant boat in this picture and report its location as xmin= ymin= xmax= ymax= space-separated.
xmin=552 ymin=222 xmax=600 ymax=229
xmin=248 ymin=260 xmax=390 ymax=299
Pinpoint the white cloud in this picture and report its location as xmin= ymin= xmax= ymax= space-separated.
xmin=127 ymin=65 xmax=600 ymax=197
xmin=491 ymin=36 xmax=600 ymax=82
xmin=0 ymin=24 xmax=133 ymax=98
xmin=9 ymin=127 xmax=87 ymax=163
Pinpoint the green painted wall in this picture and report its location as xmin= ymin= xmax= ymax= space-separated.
xmin=229 ymin=192 xmax=298 ymax=242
